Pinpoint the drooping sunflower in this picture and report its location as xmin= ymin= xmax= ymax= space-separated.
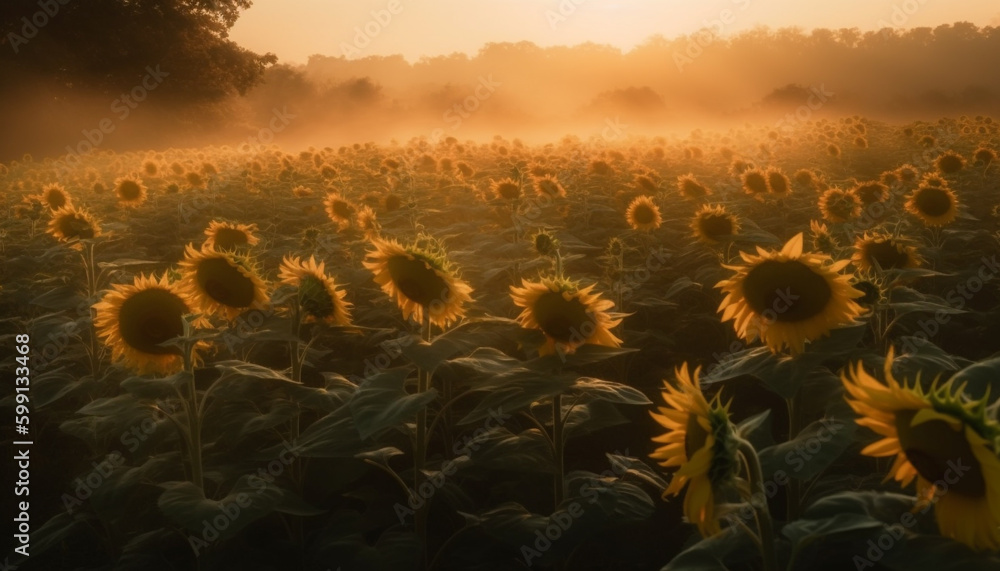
xmin=278 ymin=255 xmax=352 ymax=325
xmin=93 ymin=273 xmax=206 ymax=375
xmin=114 ymin=175 xmax=148 ymax=208
xmin=533 ymin=175 xmax=566 ymax=199
xmin=510 ymin=277 xmax=623 ymax=356
xmin=906 ymin=184 xmax=959 ymax=227
xmin=677 ymin=174 xmax=711 ymax=200
xmin=716 ymin=233 xmax=864 ymax=355
xmin=691 ymin=204 xmax=740 ymax=244
xmin=626 ymin=195 xmax=662 ymax=231
xmin=202 ymin=220 xmax=260 ymax=251
xmin=809 ymin=220 xmax=839 ymax=253
xmin=178 ymin=244 xmax=269 ymax=321
xmin=765 ymin=167 xmax=790 ymax=195
xmin=818 ymin=187 xmax=862 ymax=223
xmin=650 ymin=363 xmax=738 ymax=537
xmin=47 ymin=205 xmax=101 ymax=245
xmin=324 ymin=192 xmax=357 ymax=229
xmin=40 ymin=183 xmax=71 ymax=210
xmin=852 ymin=233 xmax=923 ymax=273
xmin=842 ymin=351 xmax=1000 ymax=551
xmin=363 ymin=237 xmax=473 ymax=328
xmin=851 ymin=181 xmax=889 ymax=206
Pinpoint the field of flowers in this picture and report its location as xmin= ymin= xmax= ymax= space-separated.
xmin=3 ymin=115 xmax=1000 ymax=570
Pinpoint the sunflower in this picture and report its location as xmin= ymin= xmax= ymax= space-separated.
xmin=809 ymin=220 xmax=838 ymax=253
xmin=716 ymin=233 xmax=864 ymax=355
xmin=741 ymin=168 xmax=769 ymax=196
xmin=202 ymin=220 xmax=260 ymax=251
xmin=842 ymin=351 xmax=1000 ymax=551
xmin=650 ymin=363 xmax=738 ymax=537
xmin=934 ymin=151 xmax=966 ymax=174
xmin=324 ymin=192 xmax=357 ymax=229
xmin=47 ymin=206 xmax=101 ymax=245
xmin=40 ymin=183 xmax=71 ymax=210
xmin=93 ymin=273 xmax=207 ymax=375
xmin=691 ymin=204 xmax=740 ymax=244
xmin=533 ymin=175 xmax=566 ymax=199
xmin=363 ymin=237 xmax=473 ymax=328
xmin=852 ymin=233 xmax=923 ymax=272
xmin=851 ymin=181 xmax=889 ymax=206
xmin=765 ymin=168 xmax=790 ymax=195
xmin=491 ymin=178 xmax=522 ymax=201
xmin=178 ymin=244 xmax=269 ymax=321
xmin=677 ymin=174 xmax=711 ymax=200
xmin=818 ymin=187 xmax=862 ymax=223
xmin=510 ymin=277 xmax=623 ymax=356
xmin=906 ymin=184 xmax=959 ymax=227
xmin=114 ymin=175 xmax=148 ymax=207
xmin=626 ymin=195 xmax=662 ymax=231
xmin=356 ymin=205 xmax=380 ymax=236
xmin=278 ymin=255 xmax=352 ymax=325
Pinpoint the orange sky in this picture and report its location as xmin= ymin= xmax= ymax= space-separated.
xmin=229 ymin=0 xmax=1000 ymax=64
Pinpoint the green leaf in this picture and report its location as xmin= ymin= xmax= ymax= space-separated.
xmin=349 ymin=368 xmax=437 ymax=439
xmin=570 ymin=377 xmax=652 ymax=405
xmin=662 ymin=527 xmax=757 ymax=570
xmin=458 ymin=371 xmax=575 ymax=425
xmin=758 ymin=417 xmax=855 ymax=481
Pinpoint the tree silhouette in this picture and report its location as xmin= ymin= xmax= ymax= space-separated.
xmin=0 ymin=0 xmax=276 ymax=101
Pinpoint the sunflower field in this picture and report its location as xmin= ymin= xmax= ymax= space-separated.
xmin=3 ymin=116 xmax=1000 ymax=570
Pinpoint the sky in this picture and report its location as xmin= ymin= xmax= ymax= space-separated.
xmin=229 ymin=0 xmax=1000 ymax=64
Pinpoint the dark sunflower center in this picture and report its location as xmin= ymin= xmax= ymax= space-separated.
xmin=387 ymin=255 xmax=449 ymax=307
xmin=118 ymin=289 xmax=187 ymax=355
xmin=682 ymin=181 xmax=706 ymax=197
xmin=699 ymin=214 xmax=734 ymax=238
xmin=742 ymin=260 xmax=832 ymax=322
xmin=299 ymin=274 xmax=335 ymax=319
xmin=531 ymin=290 xmax=591 ymax=342
xmin=864 ymin=240 xmax=911 ymax=270
xmin=59 ymin=215 xmax=96 ymax=239
xmin=768 ymin=173 xmax=789 ymax=194
xmin=855 ymin=184 xmax=886 ymax=204
xmin=212 ymin=227 xmax=249 ymax=250
xmin=854 ymin=281 xmax=880 ymax=305
xmin=118 ymin=182 xmax=142 ymax=200
xmin=894 ymin=409 xmax=986 ymax=498
xmin=498 ymin=183 xmax=520 ymax=200
xmin=46 ymin=191 xmax=67 ymax=208
xmin=914 ymin=187 xmax=953 ymax=217
xmin=937 ymin=155 xmax=964 ymax=173
xmin=744 ymin=173 xmax=768 ymax=194
xmin=632 ymin=204 xmax=657 ymax=225
xmin=196 ymin=257 xmax=256 ymax=308
xmin=332 ymin=200 xmax=354 ymax=219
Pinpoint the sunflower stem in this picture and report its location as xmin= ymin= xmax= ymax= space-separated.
xmin=552 ymin=392 xmax=565 ymax=509
xmin=736 ymin=437 xmax=778 ymax=571
xmin=183 ymin=340 xmax=204 ymax=491
xmin=414 ymin=310 xmax=433 ymax=567
xmin=786 ymin=395 xmax=801 ymax=521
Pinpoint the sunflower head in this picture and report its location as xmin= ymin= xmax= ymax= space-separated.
xmin=532 ymin=230 xmax=560 ymax=257
xmin=650 ymin=364 xmax=738 ymax=537
xmin=741 ymin=169 xmax=769 ymax=196
xmin=203 ymin=220 xmax=260 ymax=252
xmin=766 ymin=168 xmax=790 ymax=195
xmin=510 ymin=277 xmax=623 ymax=356
xmin=819 ymin=187 xmax=862 ymax=223
xmin=356 ymin=205 xmax=380 ymax=236
xmin=491 ymin=178 xmax=522 ymax=201
xmin=851 ymin=181 xmax=889 ymax=205
xmin=842 ymin=351 xmax=1000 ymax=551
xmin=809 ymin=220 xmax=838 ymax=253
xmin=114 ymin=175 xmax=148 ymax=207
xmin=324 ymin=192 xmax=357 ymax=229
xmin=716 ymin=233 xmax=864 ymax=355
xmin=851 ymin=278 xmax=884 ymax=306
xmin=47 ymin=206 xmax=101 ymax=245
xmin=852 ymin=232 xmax=923 ymax=273
xmin=40 ymin=183 xmax=71 ymax=210
xmin=533 ymin=175 xmax=566 ymax=199
xmin=93 ymin=273 xmax=208 ymax=375
xmin=178 ymin=244 xmax=269 ymax=321
xmin=934 ymin=151 xmax=966 ymax=174
xmin=626 ymin=195 xmax=662 ymax=231
xmin=278 ymin=255 xmax=352 ymax=326
xmin=363 ymin=236 xmax=473 ymax=328
xmin=677 ymin=174 xmax=711 ymax=200
xmin=691 ymin=204 xmax=740 ymax=245
xmin=906 ymin=184 xmax=959 ymax=227
xmin=973 ymin=146 xmax=997 ymax=166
